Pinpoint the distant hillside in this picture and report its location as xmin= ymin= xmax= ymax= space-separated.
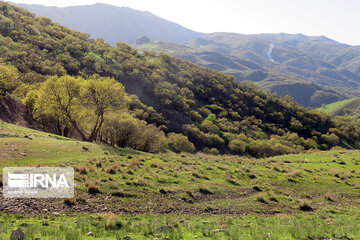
xmin=15 ymin=3 xmax=205 ymax=45
xmin=134 ymin=38 xmax=351 ymax=107
xmin=318 ymin=97 xmax=360 ymax=116
xmin=187 ymin=33 xmax=360 ymax=94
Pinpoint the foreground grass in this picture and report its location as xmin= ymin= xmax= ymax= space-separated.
xmin=0 ymin=213 xmax=359 ymax=240
xmin=1 ymin=121 xmax=360 ymax=239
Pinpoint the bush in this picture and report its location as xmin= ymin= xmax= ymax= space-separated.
xmin=63 ymin=198 xmax=75 ymax=207
xmin=101 ymin=113 xmax=167 ymax=153
xmin=299 ymin=200 xmax=314 ymax=211
xmin=229 ymin=139 xmax=246 ymax=155
xmin=167 ymin=133 xmax=195 ymax=153
xmin=209 ymin=148 xmax=219 ymax=155
xmin=0 ymin=62 xmax=20 ymax=95
xmin=87 ymin=183 xmax=100 ymax=194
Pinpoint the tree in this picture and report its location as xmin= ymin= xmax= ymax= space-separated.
xmin=229 ymin=139 xmax=246 ymax=155
xmin=29 ymin=75 xmax=127 ymax=142
xmin=167 ymin=133 xmax=195 ymax=153
xmin=81 ymin=76 xmax=127 ymax=142
xmin=0 ymin=62 xmax=20 ymax=96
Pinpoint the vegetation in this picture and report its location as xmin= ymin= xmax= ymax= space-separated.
xmin=1 ymin=121 xmax=360 ymax=239
xmin=1 ymin=214 xmax=360 ymax=239
xmin=134 ymin=35 xmax=356 ymax=108
xmin=318 ymin=97 xmax=360 ymax=116
xmin=1 ymin=2 xmax=360 ymax=158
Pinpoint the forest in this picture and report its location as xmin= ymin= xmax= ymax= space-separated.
xmin=1 ymin=1 xmax=360 ymax=157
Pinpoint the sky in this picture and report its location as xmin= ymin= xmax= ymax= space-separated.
xmin=7 ymin=0 xmax=360 ymax=46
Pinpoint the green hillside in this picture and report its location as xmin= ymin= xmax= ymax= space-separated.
xmin=318 ymin=97 xmax=360 ymax=116
xmin=1 ymin=121 xmax=360 ymax=239
xmin=134 ymin=37 xmax=353 ymax=108
xmin=3 ymin=2 xmax=360 ymax=157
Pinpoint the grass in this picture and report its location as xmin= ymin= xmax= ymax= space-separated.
xmin=1 ymin=121 xmax=360 ymax=238
xmin=318 ymin=97 xmax=360 ymax=115
xmin=1 ymin=213 xmax=360 ymax=239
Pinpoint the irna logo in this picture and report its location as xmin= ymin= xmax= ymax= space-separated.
xmin=7 ymin=173 xmax=69 ymax=188
xmin=3 ymin=167 xmax=74 ymax=198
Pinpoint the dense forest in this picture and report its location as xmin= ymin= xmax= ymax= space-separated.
xmin=1 ymin=1 xmax=360 ymax=157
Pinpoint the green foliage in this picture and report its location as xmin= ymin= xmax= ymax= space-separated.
xmin=26 ymin=75 xmax=127 ymax=142
xmin=1 ymin=2 xmax=360 ymax=156
xmin=0 ymin=62 xmax=20 ymax=95
xmin=101 ymin=112 xmax=167 ymax=153
xmin=167 ymin=133 xmax=195 ymax=153
xmin=229 ymin=139 xmax=246 ymax=155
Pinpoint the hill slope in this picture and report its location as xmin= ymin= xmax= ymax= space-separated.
xmin=1 ymin=121 xmax=360 ymax=239
xmin=1 ymin=2 xmax=360 ymax=155
xmin=15 ymin=3 xmax=205 ymax=45
xmin=135 ymin=39 xmax=349 ymax=107
xmin=318 ymin=97 xmax=360 ymax=116
xmin=15 ymin=3 xmax=360 ymax=107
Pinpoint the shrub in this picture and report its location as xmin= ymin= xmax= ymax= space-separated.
xmin=229 ymin=139 xmax=246 ymax=155
xmin=88 ymin=183 xmax=100 ymax=194
xmin=167 ymin=133 xmax=195 ymax=153
xmin=76 ymin=166 xmax=87 ymax=175
xmin=199 ymin=187 xmax=213 ymax=195
xmin=63 ymin=198 xmax=75 ymax=207
xmin=209 ymin=148 xmax=220 ymax=155
xmin=299 ymin=200 xmax=314 ymax=211
xmin=103 ymin=213 xmax=123 ymax=230
xmin=256 ymin=193 xmax=267 ymax=204
xmin=0 ymin=62 xmax=20 ymax=95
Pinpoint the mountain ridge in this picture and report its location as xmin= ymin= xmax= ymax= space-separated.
xmin=14 ymin=2 xmax=205 ymax=45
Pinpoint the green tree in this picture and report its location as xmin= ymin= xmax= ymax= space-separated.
xmin=167 ymin=133 xmax=195 ymax=153
xmin=0 ymin=62 xmax=20 ymax=96
xmin=29 ymin=75 xmax=127 ymax=142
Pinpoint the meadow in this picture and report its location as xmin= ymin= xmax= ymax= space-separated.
xmin=1 ymin=121 xmax=360 ymax=239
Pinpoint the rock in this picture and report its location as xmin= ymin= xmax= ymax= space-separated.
xmin=10 ymin=228 xmax=25 ymax=240
xmin=86 ymin=232 xmax=94 ymax=236
xmin=157 ymin=225 xmax=174 ymax=232
xmin=123 ymin=236 xmax=132 ymax=240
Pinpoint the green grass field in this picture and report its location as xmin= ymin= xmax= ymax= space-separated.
xmin=318 ymin=97 xmax=360 ymax=116
xmin=1 ymin=121 xmax=360 ymax=239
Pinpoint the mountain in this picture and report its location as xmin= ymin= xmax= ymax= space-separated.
xmin=134 ymin=37 xmax=352 ymax=107
xmin=13 ymin=3 xmax=360 ymax=108
xmin=1 ymin=2 xmax=360 ymax=156
xmin=187 ymin=33 xmax=360 ymax=99
xmin=14 ymin=2 xmax=205 ymax=45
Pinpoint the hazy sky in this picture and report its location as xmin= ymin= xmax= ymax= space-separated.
xmin=7 ymin=0 xmax=360 ymax=45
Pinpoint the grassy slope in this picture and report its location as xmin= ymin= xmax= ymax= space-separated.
xmin=318 ymin=97 xmax=360 ymax=115
xmin=1 ymin=122 xmax=360 ymax=239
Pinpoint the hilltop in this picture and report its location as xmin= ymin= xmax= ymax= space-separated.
xmin=14 ymin=2 xmax=205 ymax=45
